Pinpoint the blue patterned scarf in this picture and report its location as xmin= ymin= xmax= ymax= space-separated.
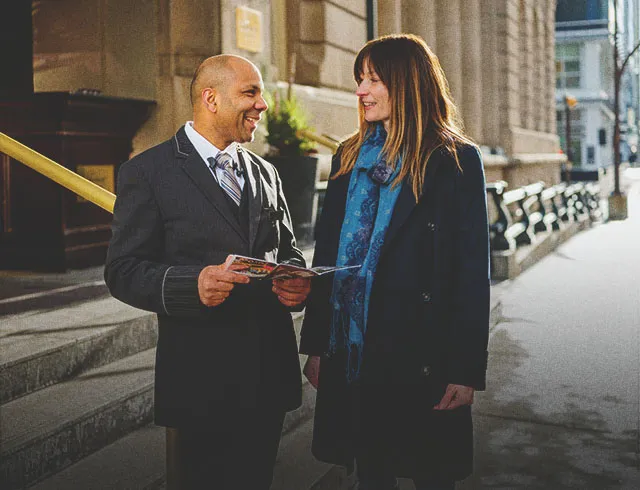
xmin=329 ymin=124 xmax=403 ymax=382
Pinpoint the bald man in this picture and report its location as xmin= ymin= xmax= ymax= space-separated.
xmin=105 ymin=55 xmax=311 ymax=489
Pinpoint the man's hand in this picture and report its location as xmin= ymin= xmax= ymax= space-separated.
xmin=433 ymin=384 xmax=475 ymax=410
xmin=272 ymin=277 xmax=311 ymax=307
xmin=197 ymin=257 xmax=250 ymax=307
xmin=303 ymin=355 xmax=321 ymax=389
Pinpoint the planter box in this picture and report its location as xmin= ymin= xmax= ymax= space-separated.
xmin=267 ymin=155 xmax=319 ymax=247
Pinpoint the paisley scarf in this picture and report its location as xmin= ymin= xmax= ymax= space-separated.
xmin=328 ymin=124 xmax=403 ymax=382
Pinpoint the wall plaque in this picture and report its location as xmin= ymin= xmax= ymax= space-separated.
xmin=236 ymin=6 xmax=263 ymax=53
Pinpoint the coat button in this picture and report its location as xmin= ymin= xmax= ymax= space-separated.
xmin=421 ymin=365 xmax=431 ymax=377
xmin=421 ymin=292 xmax=432 ymax=302
xmin=427 ymin=222 xmax=436 ymax=231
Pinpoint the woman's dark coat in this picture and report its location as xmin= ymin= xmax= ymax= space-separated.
xmin=299 ymin=144 xmax=490 ymax=481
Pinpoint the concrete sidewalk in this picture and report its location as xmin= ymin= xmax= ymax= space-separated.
xmin=457 ymin=176 xmax=640 ymax=490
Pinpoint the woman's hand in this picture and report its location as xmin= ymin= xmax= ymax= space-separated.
xmin=303 ymin=355 xmax=321 ymax=389
xmin=433 ymin=384 xmax=474 ymax=410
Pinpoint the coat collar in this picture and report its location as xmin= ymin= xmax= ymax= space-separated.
xmin=173 ymin=125 xmax=263 ymax=244
xmin=173 ymin=125 xmax=193 ymax=158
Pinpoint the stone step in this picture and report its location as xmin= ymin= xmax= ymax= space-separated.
xmin=0 ymin=297 xmax=156 ymax=404
xmin=26 ymin=385 xmax=324 ymax=490
xmin=2 ymin=317 xmax=316 ymax=490
xmin=0 ymin=348 xmax=156 ymax=490
xmin=28 ymin=424 xmax=166 ymax=490
xmin=0 ymin=281 xmax=110 ymax=317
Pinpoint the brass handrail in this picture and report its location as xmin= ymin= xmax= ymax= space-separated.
xmin=0 ymin=132 xmax=116 ymax=213
xmin=0 ymin=129 xmax=339 ymax=216
xmin=297 ymin=129 xmax=340 ymax=152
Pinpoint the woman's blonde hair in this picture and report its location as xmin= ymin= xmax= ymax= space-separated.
xmin=336 ymin=34 xmax=476 ymax=201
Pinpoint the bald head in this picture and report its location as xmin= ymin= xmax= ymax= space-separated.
xmin=189 ymin=54 xmax=267 ymax=149
xmin=190 ymin=55 xmax=260 ymax=107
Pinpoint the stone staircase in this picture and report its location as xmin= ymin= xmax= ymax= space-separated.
xmin=0 ymin=282 xmax=335 ymax=490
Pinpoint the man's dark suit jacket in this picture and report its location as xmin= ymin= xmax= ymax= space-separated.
xmin=105 ymin=127 xmax=305 ymax=428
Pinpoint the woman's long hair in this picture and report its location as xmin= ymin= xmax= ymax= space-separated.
xmin=336 ymin=34 xmax=476 ymax=201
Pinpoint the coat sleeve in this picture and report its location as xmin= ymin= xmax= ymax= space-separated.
xmin=447 ymin=145 xmax=491 ymax=390
xmin=104 ymin=158 xmax=205 ymax=317
xmin=299 ymin=151 xmax=345 ymax=355
xmin=270 ymin=163 xmax=308 ymax=312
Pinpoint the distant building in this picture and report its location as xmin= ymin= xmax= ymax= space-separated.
xmin=555 ymin=0 xmax=640 ymax=168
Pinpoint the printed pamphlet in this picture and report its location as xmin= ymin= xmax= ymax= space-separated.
xmin=224 ymin=255 xmax=360 ymax=279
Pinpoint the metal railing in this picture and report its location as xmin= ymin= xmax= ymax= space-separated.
xmin=297 ymin=129 xmax=340 ymax=152
xmin=486 ymin=180 xmax=601 ymax=252
xmin=0 ymin=130 xmax=340 ymax=217
xmin=0 ymin=132 xmax=116 ymax=213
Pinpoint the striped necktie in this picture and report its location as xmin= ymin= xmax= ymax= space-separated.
xmin=208 ymin=153 xmax=242 ymax=206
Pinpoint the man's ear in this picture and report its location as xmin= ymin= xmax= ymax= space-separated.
xmin=202 ymin=87 xmax=218 ymax=113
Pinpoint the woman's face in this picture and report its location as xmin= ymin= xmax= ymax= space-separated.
xmin=356 ymin=61 xmax=391 ymax=130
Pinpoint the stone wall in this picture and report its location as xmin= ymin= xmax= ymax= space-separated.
xmin=31 ymin=0 xmax=565 ymax=185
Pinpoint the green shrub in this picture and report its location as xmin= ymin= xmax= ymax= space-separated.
xmin=264 ymin=90 xmax=316 ymax=157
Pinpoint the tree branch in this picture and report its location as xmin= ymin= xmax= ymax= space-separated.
xmin=620 ymin=41 xmax=640 ymax=76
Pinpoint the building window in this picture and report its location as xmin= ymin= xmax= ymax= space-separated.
xmin=587 ymin=146 xmax=595 ymax=165
xmin=556 ymin=0 xmax=608 ymax=22
xmin=556 ymin=43 xmax=581 ymax=89
xmin=557 ymin=108 xmax=584 ymax=166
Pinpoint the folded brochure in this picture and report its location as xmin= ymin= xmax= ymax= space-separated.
xmin=225 ymin=255 xmax=360 ymax=279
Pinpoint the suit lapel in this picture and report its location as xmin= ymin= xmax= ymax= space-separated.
xmin=173 ymin=127 xmax=246 ymax=241
xmin=238 ymin=148 xmax=263 ymax=254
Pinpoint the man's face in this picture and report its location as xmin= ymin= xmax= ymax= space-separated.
xmin=215 ymin=61 xmax=268 ymax=147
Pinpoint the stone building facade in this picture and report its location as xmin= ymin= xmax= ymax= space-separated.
xmin=31 ymin=0 xmax=564 ymax=186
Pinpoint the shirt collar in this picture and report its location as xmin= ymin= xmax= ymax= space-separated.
xmin=184 ymin=121 xmax=239 ymax=165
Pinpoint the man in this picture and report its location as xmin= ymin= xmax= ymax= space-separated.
xmin=105 ymin=55 xmax=311 ymax=489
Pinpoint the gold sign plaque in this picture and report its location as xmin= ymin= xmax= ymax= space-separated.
xmin=236 ymin=6 xmax=263 ymax=53
xmin=76 ymin=165 xmax=115 ymax=202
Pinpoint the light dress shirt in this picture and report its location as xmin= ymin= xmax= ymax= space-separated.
xmin=184 ymin=121 xmax=245 ymax=190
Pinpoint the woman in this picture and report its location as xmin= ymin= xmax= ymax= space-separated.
xmin=300 ymin=34 xmax=490 ymax=490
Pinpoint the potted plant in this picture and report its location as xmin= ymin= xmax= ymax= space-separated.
xmin=264 ymin=89 xmax=318 ymax=245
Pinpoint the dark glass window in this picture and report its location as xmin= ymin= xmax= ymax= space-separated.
xmin=557 ymin=0 xmax=608 ymax=22
xmin=588 ymin=0 xmax=609 ymax=20
xmin=557 ymin=0 xmax=588 ymax=21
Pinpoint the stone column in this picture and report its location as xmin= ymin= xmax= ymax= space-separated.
xmin=460 ymin=0 xmax=483 ymax=142
xmin=271 ymin=0 xmax=289 ymax=81
xmin=546 ymin=1 xmax=558 ymax=136
xmin=480 ymin=0 xmax=503 ymax=148
xmin=519 ymin=0 xmax=533 ymax=131
xmin=401 ymin=0 xmax=437 ymax=48
xmin=297 ymin=0 xmax=366 ymax=90
xmin=535 ymin=9 xmax=546 ymax=133
xmin=504 ymin=0 xmax=521 ymax=155
xmin=434 ymin=0 xmax=463 ymax=111
xmin=378 ymin=0 xmax=402 ymax=35
xmin=0 ymin=1 xmax=33 ymax=96
xmin=155 ymin=0 xmax=177 ymax=140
